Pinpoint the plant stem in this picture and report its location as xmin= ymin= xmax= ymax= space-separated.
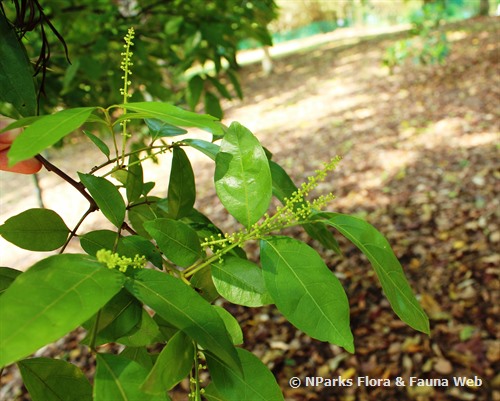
xmin=35 ymin=154 xmax=98 ymax=210
xmin=60 ymin=206 xmax=95 ymax=253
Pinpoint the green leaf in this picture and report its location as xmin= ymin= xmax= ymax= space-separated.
xmin=0 ymin=266 xmax=21 ymax=295
xmin=208 ymin=76 xmax=232 ymax=100
xmin=204 ymin=91 xmax=223 ymax=119
xmin=128 ymin=197 xmax=167 ymax=238
xmin=0 ymin=12 xmax=36 ymax=117
xmin=82 ymin=290 xmax=142 ymax=346
xmin=18 ymin=358 xmax=92 ymax=401
xmin=120 ymin=347 xmax=153 ymax=370
xmin=145 ymin=118 xmax=187 ymax=139
xmin=94 ymin=354 xmax=169 ymax=401
xmin=227 ymin=70 xmax=243 ymax=100
xmin=117 ymin=102 xmax=222 ymax=135
xmin=8 ymin=107 xmax=95 ymax=165
xmin=183 ymin=138 xmax=220 ymax=160
xmin=141 ymin=331 xmax=194 ymax=394
xmin=214 ymin=122 xmax=272 ymax=228
xmin=115 ymin=308 xmax=163 ymax=347
xmin=191 ymin=266 xmax=219 ymax=302
xmin=203 ymin=383 xmax=226 ymax=401
xmin=206 ymin=348 xmax=284 ymax=401
xmin=83 ymin=130 xmax=110 ymax=158
xmin=211 ymin=256 xmax=272 ymax=307
xmin=269 ymin=160 xmax=297 ymax=202
xmin=213 ymin=306 xmax=243 ymax=345
xmin=0 ymin=116 xmax=42 ymax=133
xmin=80 ymin=230 xmax=117 ymax=255
xmin=126 ymin=154 xmax=144 ymax=203
xmin=0 ymin=208 xmax=69 ymax=251
xmin=125 ymin=269 xmax=241 ymax=373
xmin=120 ymin=235 xmax=163 ymax=268
xmin=303 ymin=223 xmax=342 ymax=255
xmin=168 ymin=147 xmax=196 ymax=219
xmin=317 ymin=212 xmax=430 ymax=334
xmin=187 ymin=75 xmax=204 ymax=110
xmin=260 ymin=237 xmax=354 ymax=352
xmin=144 ymin=218 xmax=201 ymax=267
xmin=0 ymin=254 xmax=125 ymax=367
xmin=79 ymin=173 xmax=126 ymax=228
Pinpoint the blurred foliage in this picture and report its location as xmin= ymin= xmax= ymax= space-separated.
xmin=383 ymin=0 xmax=451 ymax=72
xmin=0 ymin=0 xmax=278 ymax=118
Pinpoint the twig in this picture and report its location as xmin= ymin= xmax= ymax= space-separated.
xmin=35 ymin=154 xmax=97 ymax=210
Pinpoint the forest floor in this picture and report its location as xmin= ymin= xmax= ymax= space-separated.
xmin=1 ymin=16 xmax=499 ymax=401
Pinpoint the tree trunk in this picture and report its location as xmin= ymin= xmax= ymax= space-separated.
xmin=479 ymin=0 xmax=490 ymax=16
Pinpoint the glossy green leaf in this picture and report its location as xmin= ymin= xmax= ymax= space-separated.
xmin=0 ymin=208 xmax=69 ymax=251
xmin=303 ymin=223 xmax=342 ymax=255
xmin=317 ymin=212 xmax=430 ymax=334
xmin=187 ymin=75 xmax=204 ymax=110
xmin=213 ymin=306 xmax=243 ymax=345
xmin=0 ymin=12 xmax=36 ymax=117
xmin=0 ymin=254 xmax=125 ymax=367
xmin=79 ymin=173 xmax=126 ymax=228
xmin=203 ymin=383 xmax=225 ymax=401
xmin=121 ymin=235 xmax=163 ymax=268
xmin=183 ymin=138 xmax=220 ymax=160
xmin=191 ymin=266 xmax=219 ymax=302
xmin=0 ymin=267 xmax=21 ymax=295
xmin=141 ymin=331 xmax=194 ymax=394
xmin=128 ymin=197 xmax=166 ymax=238
xmin=125 ymin=154 xmax=144 ymax=203
xmin=144 ymin=218 xmax=201 ymax=267
xmin=206 ymin=348 xmax=284 ymax=401
xmin=83 ymin=130 xmax=110 ymax=158
xmin=260 ymin=237 xmax=354 ymax=352
xmin=18 ymin=358 xmax=92 ymax=401
xmin=80 ymin=230 xmax=117 ymax=255
xmin=214 ymin=122 xmax=272 ymax=228
xmin=211 ymin=256 xmax=272 ymax=307
xmin=117 ymin=102 xmax=222 ymax=135
xmin=145 ymin=118 xmax=188 ymax=139
xmin=8 ymin=107 xmax=95 ymax=165
xmin=204 ymin=91 xmax=223 ymax=119
xmin=0 ymin=116 xmax=42 ymax=133
xmin=94 ymin=354 xmax=169 ymax=401
xmin=168 ymin=147 xmax=196 ymax=219
xmin=125 ymin=269 xmax=241 ymax=373
xmin=269 ymin=160 xmax=297 ymax=202
xmin=82 ymin=290 xmax=142 ymax=346
xmin=120 ymin=347 xmax=153 ymax=370
xmin=115 ymin=308 xmax=163 ymax=347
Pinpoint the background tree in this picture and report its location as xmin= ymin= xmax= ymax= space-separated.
xmin=0 ymin=0 xmax=278 ymax=118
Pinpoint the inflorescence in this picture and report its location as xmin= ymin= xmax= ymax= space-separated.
xmin=201 ymin=156 xmax=341 ymax=255
xmin=119 ymin=27 xmax=135 ymax=102
xmin=96 ymin=249 xmax=146 ymax=272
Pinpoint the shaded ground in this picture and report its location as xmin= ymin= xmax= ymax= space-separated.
xmin=1 ymin=17 xmax=499 ymax=401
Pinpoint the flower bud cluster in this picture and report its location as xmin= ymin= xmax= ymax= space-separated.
xmin=119 ymin=27 xmax=135 ymax=101
xmin=202 ymin=156 xmax=341 ymax=253
xmin=96 ymin=249 xmax=146 ymax=272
